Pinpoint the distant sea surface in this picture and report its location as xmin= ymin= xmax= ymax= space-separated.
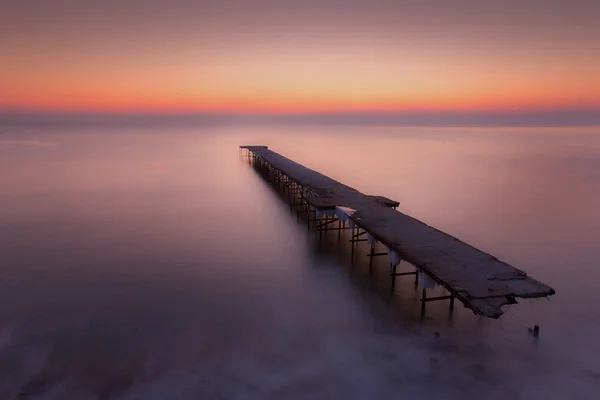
xmin=1 ymin=123 xmax=599 ymax=399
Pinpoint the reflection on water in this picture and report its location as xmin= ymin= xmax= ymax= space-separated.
xmin=0 ymin=125 xmax=599 ymax=399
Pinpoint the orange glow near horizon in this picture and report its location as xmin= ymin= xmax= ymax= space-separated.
xmin=3 ymin=76 xmax=598 ymax=114
xmin=3 ymin=94 xmax=599 ymax=115
xmin=3 ymin=52 xmax=598 ymax=114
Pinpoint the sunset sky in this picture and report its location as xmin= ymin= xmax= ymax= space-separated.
xmin=1 ymin=0 xmax=599 ymax=114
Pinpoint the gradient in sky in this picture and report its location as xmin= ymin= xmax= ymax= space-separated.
xmin=2 ymin=0 xmax=599 ymax=114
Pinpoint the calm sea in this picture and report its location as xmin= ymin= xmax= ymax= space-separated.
xmin=1 ymin=124 xmax=599 ymax=399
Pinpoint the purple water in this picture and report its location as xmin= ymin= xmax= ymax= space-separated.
xmin=1 ymin=124 xmax=599 ymax=399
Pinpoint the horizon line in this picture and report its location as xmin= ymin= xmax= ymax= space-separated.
xmin=1 ymin=108 xmax=599 ymax=128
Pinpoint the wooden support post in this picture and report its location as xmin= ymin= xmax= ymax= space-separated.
xmin=369 ymin=245 xmax=374 ymax=269
xmin=450 ymin=295 xmax=455 ymax=311
xmin=391 ymin=263 xmax=397 ymax=291
xmin=415 ymin=270 xmax=419 ymax=287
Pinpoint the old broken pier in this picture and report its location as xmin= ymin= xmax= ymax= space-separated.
xmin=240 ymin=145 xmax=555 ymax=318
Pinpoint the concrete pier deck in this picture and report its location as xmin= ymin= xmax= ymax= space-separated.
xmin=241 ymin=145 xmax=555 ymax=318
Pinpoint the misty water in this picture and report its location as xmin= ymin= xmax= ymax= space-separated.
xmin=1 ymin=124 xmax=600 ymax=399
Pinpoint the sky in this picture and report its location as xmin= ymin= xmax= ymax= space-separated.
xmin=1 ymin=0 xmax=599 ymax=115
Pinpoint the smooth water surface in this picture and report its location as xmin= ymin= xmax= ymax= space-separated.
xmin=1 ymin=124 xmax=599 ymax=399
